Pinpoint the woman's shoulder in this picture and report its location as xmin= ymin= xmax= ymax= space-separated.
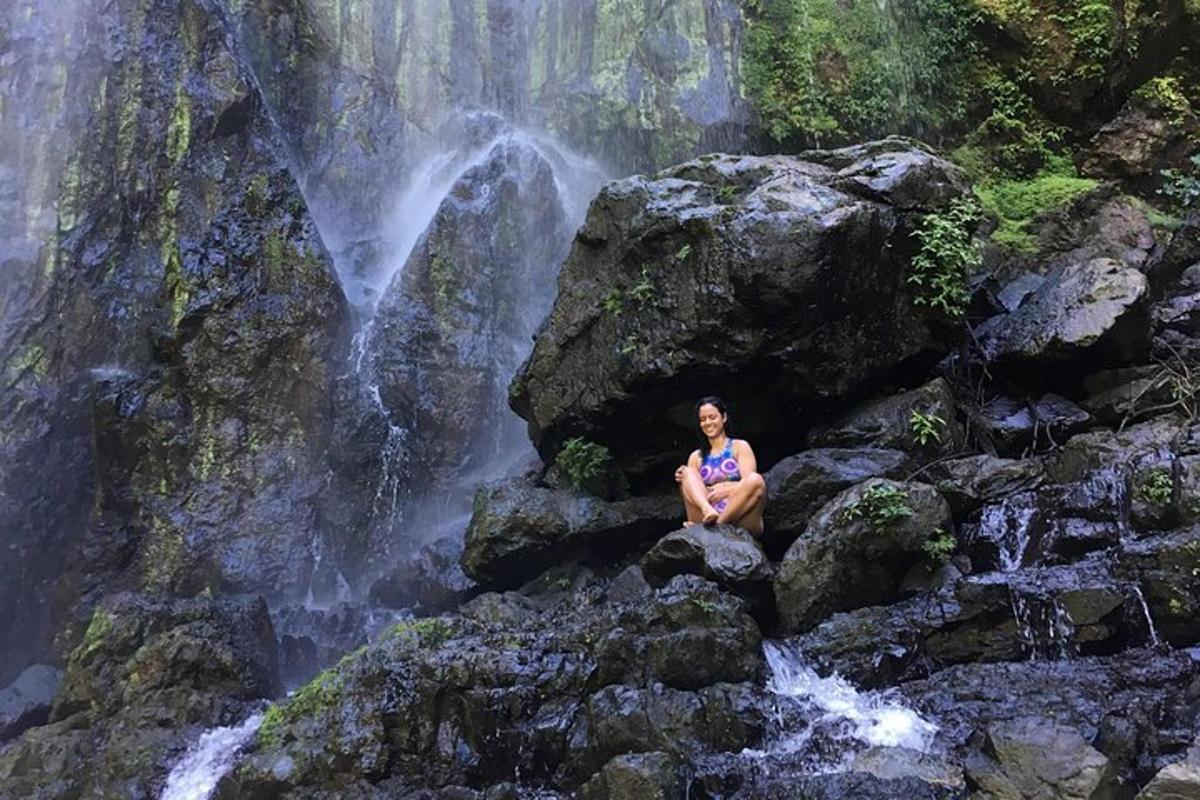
xmin=733 ymin=438 xmax=754 ymax=453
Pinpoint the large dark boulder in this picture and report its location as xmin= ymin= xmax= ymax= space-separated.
xmin=774 ymin=479 xmax=953 ymax=632
xmin=642 ymin=525 xmax=773 ymax=607
xmin=976 ymin=258 xmax=1150 ymax=376
xmin=0 ymin=593 xmax=279 ymax=798
xmin=806 ymin=378 xmax=966 ymax=461
xmin=1080 ymin=82 xmax=1200 ymax=190
xmin=510 ymin=138 xmax=969 ymax=486
xmin=461 ymin=479 xmax=680 ymax=589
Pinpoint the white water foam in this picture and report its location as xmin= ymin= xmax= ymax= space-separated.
xmin=758 ymin=641 xmax=937 ymax=766
xmin=159 ymin=712 xmax=264 ymax=800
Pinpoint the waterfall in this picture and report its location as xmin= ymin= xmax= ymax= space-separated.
xmin=159 ymin=713 xmax=264 ymax=800
xmin=752 ymin=641 xmax=938 ymax=771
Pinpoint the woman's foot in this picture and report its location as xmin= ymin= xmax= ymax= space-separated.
xmin=702 ymin=507 xmax=719 ymax=525
xmin=683 ymin=520 xmax=697 ymax=528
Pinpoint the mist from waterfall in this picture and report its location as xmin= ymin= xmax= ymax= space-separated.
xmin=222 ymin=0 xmax=747 ymax=586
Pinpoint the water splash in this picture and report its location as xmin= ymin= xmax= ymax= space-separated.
xmin=754 ymin=641 xmax=937 ymax=771
xmin=159 ymin=712 xmax=264 ymax=800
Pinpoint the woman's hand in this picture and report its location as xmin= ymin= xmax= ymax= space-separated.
xmin=706 ymin=482 xmax=735 ymax=502
xmin=674 ymin=465 xmax=687 ymax=484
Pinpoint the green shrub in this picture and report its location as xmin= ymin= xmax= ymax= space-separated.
xmin=839 ymin=483 xmax=914 ymax=530
xmin=907 ymin=197 xmax=982 ymax=318
xmin=910 ymin=410 xmax=947 ymax=446
xmin=976 ymin=160 xmax=1099 ymax=252
xmin=923 ymin=527 xmax=957 ymax=563
xmin=555 ymin=438 xmax=613 ymax=490
xmin=1160 ymin=155 xmax=1200 ymax=211
xmin=1139 ymin=468 xmax=1174 ymax=507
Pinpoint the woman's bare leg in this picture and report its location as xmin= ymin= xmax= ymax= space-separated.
xmin=679 ymin=483 xmax=704 ymax=525
xmin=717 ymin=473 xmax=766 ymax=535
xmin=680 ymin=466 xmax=720 ymax=524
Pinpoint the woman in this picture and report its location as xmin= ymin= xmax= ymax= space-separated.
xmin=674 ymin=396 xmax=767 ymax=535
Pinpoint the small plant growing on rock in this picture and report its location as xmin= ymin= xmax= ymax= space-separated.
xmin=923 ymin=527 xmax=957 ymax=564
xmin=1160 ymin=155 xmax=1200 ymax=211
xmin=556 ymin=437 xmax=613 ymax=490
xmin=601 ymin=289 xmax=623 ymax=316
xmin=674 ymin=243 xmax=692 ymax=263
xmin=906 ymin=196 xmax=982 ymax=318
xmin=839 ymin=483 xmax=913 ymax=530
xmin=909 ymin=409 xmax=946 ymax=446
xmin=387 ymin=617 xmax=454 ymax=648
xmin=716 ymin=185 xmax=738 ymax=204
xmin=629 ymin=266 xmax=655 ymax=304
xmin=1139 ymin=468 xmax=1174 ymax=507
xmin=691 ymin=597 xmax=719 ymax=614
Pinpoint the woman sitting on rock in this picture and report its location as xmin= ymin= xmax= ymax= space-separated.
xmin=674 ymin=396 xmax=767 ymax=535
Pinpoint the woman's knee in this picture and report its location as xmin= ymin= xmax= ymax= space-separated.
xmin=745 ymin=472 xmax=766 ymax=496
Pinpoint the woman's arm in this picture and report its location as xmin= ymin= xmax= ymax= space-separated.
xmin=734 ymin=439 xmax=758 ymax=477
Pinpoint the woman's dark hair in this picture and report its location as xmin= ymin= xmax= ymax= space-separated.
xmin=695 ymin=395 xmax=731 ymax=456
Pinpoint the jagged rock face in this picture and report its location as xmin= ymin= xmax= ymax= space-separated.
xmin=218 ymin=574 xmax=762 ymax=797
xmin=1081 ymin=85 xmax=1200 ymax=188
xmin=510 ymin=139 xmax=969 ymax=487
xmin=976 ymin=257 xmax=1151 ymax=375
xmin=366 ymin=138 xmax=571 ymax=494
xmin=0 ymin=593 xmax=279 ymax=798
xmin=0 ymin=0 xmax=349 ymax=682
xmin=775 ymin=479 xmax=954 ymax=633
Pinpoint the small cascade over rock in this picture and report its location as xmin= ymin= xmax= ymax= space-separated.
xmin=756 ymin=641 xmax=938 ymax=770
xmin=159 ymin=713 xmax=264 ymax=800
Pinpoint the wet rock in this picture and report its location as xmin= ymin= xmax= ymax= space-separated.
xmin=966 ymin=718 xmax=1116 ymax=800
xmin=973 ymin=395 xmax=1092 ymax=455
xmin=0 ymin=664 xmax=61 ymax=741
xmin=762 ymin=447 xmax=910 ymax=558
xmin=461 ymin=479 xmax=679 ymax=589
xmin=976 ymin=258 xmax=1150 ymax=374
xmin=1136 ymin=738 xmax=1200 ymax=799
xmin=849 ymin=747 xmax=966 ymax=790
xmin=369 ymin=536 xmax=476 ymax=613
xmin=511 ymin=139 xmax=968 ymax=486
xmin=929 ymin=455 xmax=1046 ymax=518
xmin=1150 ymin=213 xmax=1200 ymax=290
xmin=1081 ymin=366 xmax=1177 ymax=425
xmin=0 ymin=0 xmax=351 ymax=681
xmin=579 ymin=752 xmax=683 ymax=800
xmin=1117 ymin=528 xmax=1200 ymax=646
xmin=1080 ymin=87 xmax=1200 ymax=190
xmin=222 ymin=575 xmax=762 ymax=796
xmin=745 ymin=770 xmax=965 ymax=799
xmin=1047 ymin=416 xmax=1185 ymax=484
xmin=807 ymin=378 xmax=966 ymax=460
xmin=0 ymin=592 xmax=279 ymax=798
xmin=901 ymin=649 xmax=1200 ymax=762
xmin=793 ymin=559 xmax=1128 ymax=687
xmin=775 ymin=479 xmax=953 ymax=632
xmin=642 ymin=525 xmax=772 ymax=607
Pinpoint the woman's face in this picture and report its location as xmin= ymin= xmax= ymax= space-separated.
xmin=698 ymin=403 xmax=726 ymax=439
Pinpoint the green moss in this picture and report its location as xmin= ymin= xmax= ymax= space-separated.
xmin=385 ymin=617 xmax=455 ymax=648
xmin=976 ymin=163 xmax=1099 ymax=252
xmin=264 ymin=232 xmax=286 ymax=274
xmin=166 ymin=83 xmax=192 ymax=164
xmin=257 ymin=666 xmax=346 ymax=748
xmin=429 ymin=253 xmax=456 ymax=309
xmin=141 ymin=515 xmax=186 ymax=593
xmin=245 ymin=174 xmax=270 ymax=217
xmin=80 ymin=609 xmax=113 ymax=658
xmin=7 ymin=343 xmax=47 ymax=382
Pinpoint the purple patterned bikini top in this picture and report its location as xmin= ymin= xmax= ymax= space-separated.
xmin=699 ymin=440 xmax=741 ymax=486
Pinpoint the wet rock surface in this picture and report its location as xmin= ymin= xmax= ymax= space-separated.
xmin=510 ymin=138 xmax=968 ymax=485
xmin=642 ymin=525 xmax=773 ymax=608
xmin=775 ymin=479 xmax=954 ymax=632
xmin=0 ymin=593 xmax=279 ymax=799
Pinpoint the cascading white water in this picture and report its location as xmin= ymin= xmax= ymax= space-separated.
xmin=158 ymin=712 xmax=264 ymax=800
xmin=978 ymin=495 xmax=1038 ymax=573
xmin=752 ymin=641 xmax=938 ymax=771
